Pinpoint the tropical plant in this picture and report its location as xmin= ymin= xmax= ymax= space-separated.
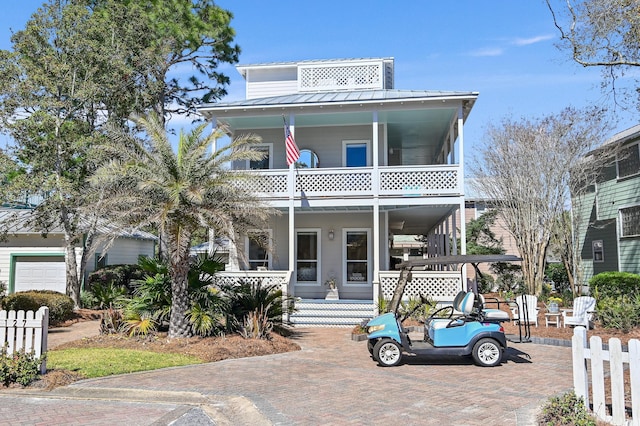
xmin=122 ymin=254 xmax=228 ymax=337
xmin=83 ymin=282 xmax=128 ymax=310
xmin=221 ymin=280 xmax=295 ymax=339
xmin=90 ymin=113 xmax=274 ymax=338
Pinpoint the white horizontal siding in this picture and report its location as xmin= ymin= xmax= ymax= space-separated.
xmin=87 ymin=238 xmax=155 ymax=275
xmin=247 ymin=80 xmax=298 ymax=99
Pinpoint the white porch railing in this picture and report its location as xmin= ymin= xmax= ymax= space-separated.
xmin=572 ymin=326 xmax=640 ymax=425
xmin=378 ymin=270 xmax=462 ymax=303
xmin=0 ymin=307 xmax=49 ymax=374
xmin=234 ymin=165 xmax=461 ymax=200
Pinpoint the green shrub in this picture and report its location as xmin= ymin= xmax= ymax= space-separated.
xmin=590 ymin=272 xmax=640 ymax=331
xmin=545 ymin=263 xmax=570 ymax=293
xmin=86 ymin=264 xmax=145 ymax=295
xmin=3 ymin=290 xmax=74 ymax=325
xmin=0 ymin=280 xmax=6 ymax=307
xmin=589 ymin=271 xmax=640 ymax=299
xmin=596 ymin=294 xmax=640 ymax=332
xmin=537 ymin=391 xmax=596 ymax=426
xmin=0 ymin=346 xmax=43 ymax=387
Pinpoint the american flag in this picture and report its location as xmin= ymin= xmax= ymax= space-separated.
xmin=284 ymin=121 xmax=300 ymax=167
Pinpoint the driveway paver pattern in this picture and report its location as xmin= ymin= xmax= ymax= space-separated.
xmin=0 ymin=328 xmax=573 ymax=425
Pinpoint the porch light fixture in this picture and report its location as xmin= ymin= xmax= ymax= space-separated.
xmin=328 ymin=229 xmax=335 ymax=240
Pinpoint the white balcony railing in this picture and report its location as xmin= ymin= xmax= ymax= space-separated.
xmin=235 ymin=165 xmax=460 ymax=200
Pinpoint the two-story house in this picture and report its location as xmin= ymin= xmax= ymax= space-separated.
xmin=199 ymin=58 xmax=478 ymax=325
xmin=573 ymin=124 xmax=640 ymax=287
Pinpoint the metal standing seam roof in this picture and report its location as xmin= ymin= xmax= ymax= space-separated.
xmin=199 ymin=89 xmax=478 ymax=111
xmin=0 ymin=209 xmax=157 ymax=240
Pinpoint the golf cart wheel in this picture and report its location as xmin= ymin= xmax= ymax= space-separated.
xmin=472 ymin=338 xmax=502 ymax=367
xmin=367 ymin=339 xmax=375 ymax=355
xmin=373 ymin=338 xmax=402 ymax=367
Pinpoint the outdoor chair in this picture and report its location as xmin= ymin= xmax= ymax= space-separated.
xmin=510 ymin=294 xmax=539 ymax=327
xmin=562 ymin=296 xmax=596 ymax=329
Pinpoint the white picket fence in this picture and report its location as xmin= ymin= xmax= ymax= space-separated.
xmin=0 ymin=307 xmax=49 ymax=374
xmin=572 ymin=326 xmax=640 ymax=426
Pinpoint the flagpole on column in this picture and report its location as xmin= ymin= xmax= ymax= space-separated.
xmin=284 ymin=114 xmax=299 ymax=299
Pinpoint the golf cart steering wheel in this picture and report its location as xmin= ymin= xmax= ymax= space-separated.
xmin=426 ymin=305 xmax=454 ymax=321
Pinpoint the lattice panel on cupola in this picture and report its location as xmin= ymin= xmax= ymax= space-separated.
xmin=299 ymin=63 xmax=383 ymax=91
xmin=380 ymin=170 xmax=458 ymax=192
xmin=296 ymin=172 xmax=372 ymax=193
xmin=380 ymin=275 xmax=461 ymax=299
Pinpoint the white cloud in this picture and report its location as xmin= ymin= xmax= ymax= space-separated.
xmin=469 ymin=47 xmax=504 ymax=57
xmin=512 ymin=34 xmax=554 ymax=46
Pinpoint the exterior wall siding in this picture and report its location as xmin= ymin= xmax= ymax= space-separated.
xmin=86 ymin=238 xmax=155 ymax=275
xmin=233 ymin=124 xmax=381 ymax=170
xmin=574 ymin=132 xmax=640 ymax=286
xmin=245 ymin=67 xmax=297 ymax=99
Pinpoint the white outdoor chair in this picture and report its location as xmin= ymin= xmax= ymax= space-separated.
xmin=510 ymin=295 xmax=539 ymax=327
xmin=562 ymin=296 xmax=596 ymax=329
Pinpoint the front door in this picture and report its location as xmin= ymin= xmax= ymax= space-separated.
xmin=344 ymin=229 xmax=371 ymax=288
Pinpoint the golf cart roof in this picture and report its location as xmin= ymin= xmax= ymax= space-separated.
xmin=398 ymin=254 xmax=522 ymax=270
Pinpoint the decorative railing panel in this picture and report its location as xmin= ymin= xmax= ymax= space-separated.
xmin=233 ymin=171 xmax=289 ymax=198
xmin=296 ymin=168 xmax=372 ymax=196
xmin=213 ymin=271 xmax=292 ymax=287
xmin=378 ymin=270 xmax=462 ymax=301
xmin=232 ymin=165 xmax=460 ymax=200
xmin=298 ymin=62 xmax=383 ymax=92
xmin=379 ymin=166 xmax=459 ymax=195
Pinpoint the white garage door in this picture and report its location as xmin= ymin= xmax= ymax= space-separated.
xmin=14 ymin=256 xmax=66 ymax=293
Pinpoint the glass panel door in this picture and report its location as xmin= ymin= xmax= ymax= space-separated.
xmin=345 ymin=231 xmax=368 ymax=283
xmin=247 ymin=231 xmax=270 ymax=269
xmin=296 ymin=231 xmax=318 ymax=283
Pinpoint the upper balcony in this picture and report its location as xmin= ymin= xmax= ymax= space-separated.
xmin=234 ymin=164 xmax=461 ymax=206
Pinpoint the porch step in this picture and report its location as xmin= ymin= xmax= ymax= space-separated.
xmin=289 ymin=299 xmax=375 ymax=328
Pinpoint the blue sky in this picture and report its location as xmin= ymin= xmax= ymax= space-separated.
xmin=1 ymin=1 xmax=638 ymax=157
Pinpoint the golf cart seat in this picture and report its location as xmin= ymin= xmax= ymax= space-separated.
xmin=478 ymin=294 xmax=510 ymax=323
xmin=425 ymin=291 xmax=468 ymax=330
xmin=427 ymin=292 xmax=476 ymax=342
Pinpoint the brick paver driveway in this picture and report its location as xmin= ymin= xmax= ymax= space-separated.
xmin=0 ymin=328 xmax=573 ymax=425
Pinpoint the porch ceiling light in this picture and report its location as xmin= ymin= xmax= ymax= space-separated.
xmin=328 ymin=229 xmax=335 ymax=240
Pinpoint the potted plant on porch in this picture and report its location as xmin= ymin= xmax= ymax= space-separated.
xmin=324 ymin=275 xmax=339 ymax=300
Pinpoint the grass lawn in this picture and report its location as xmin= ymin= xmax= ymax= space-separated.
xmin=47 ymin=348 xmax=203 ymax=378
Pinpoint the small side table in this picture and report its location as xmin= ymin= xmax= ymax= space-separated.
xmin=545 ymin=312 xmax=562 ymax=328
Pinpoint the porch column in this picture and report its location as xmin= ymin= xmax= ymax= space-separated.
xmin=457 ymin=105 xmax=468 ymax=289
xmin=457 ymin=105 xmax=466 ymax=256
xmin=372 ymin=110 xmax=380 ymax=304
xmin=288 ymin=114 xmax=296 ymax=296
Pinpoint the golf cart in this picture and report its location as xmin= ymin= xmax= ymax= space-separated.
xmin=366 ymin=255 xmax=521 ymax=367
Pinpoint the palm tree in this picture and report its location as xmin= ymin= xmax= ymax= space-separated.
xmin=90 ymin=113 xmax=274 ymax=338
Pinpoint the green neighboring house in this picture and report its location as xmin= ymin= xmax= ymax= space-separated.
xmin=573 ymin=124 xmax=640 ymax=286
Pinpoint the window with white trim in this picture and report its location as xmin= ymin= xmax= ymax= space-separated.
xmin=249 ymin=144 xmax=272 ymax=170
xmin=592 ymin=240 xmax=604 ymax=263
xmin=246 ymin=230 xmax=271 ymax=270
xmin=620 ymin=205 xmax=640 ymax=237
xmin=344 ymin=229 xmax=369 ymax=284
xmin=617 ymin=143 xmax=640 ymax=179
xmin=343 ymin=140 xmax=370 ymax=167
xmin=295 ymin=230 xmax=320 ymax=283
